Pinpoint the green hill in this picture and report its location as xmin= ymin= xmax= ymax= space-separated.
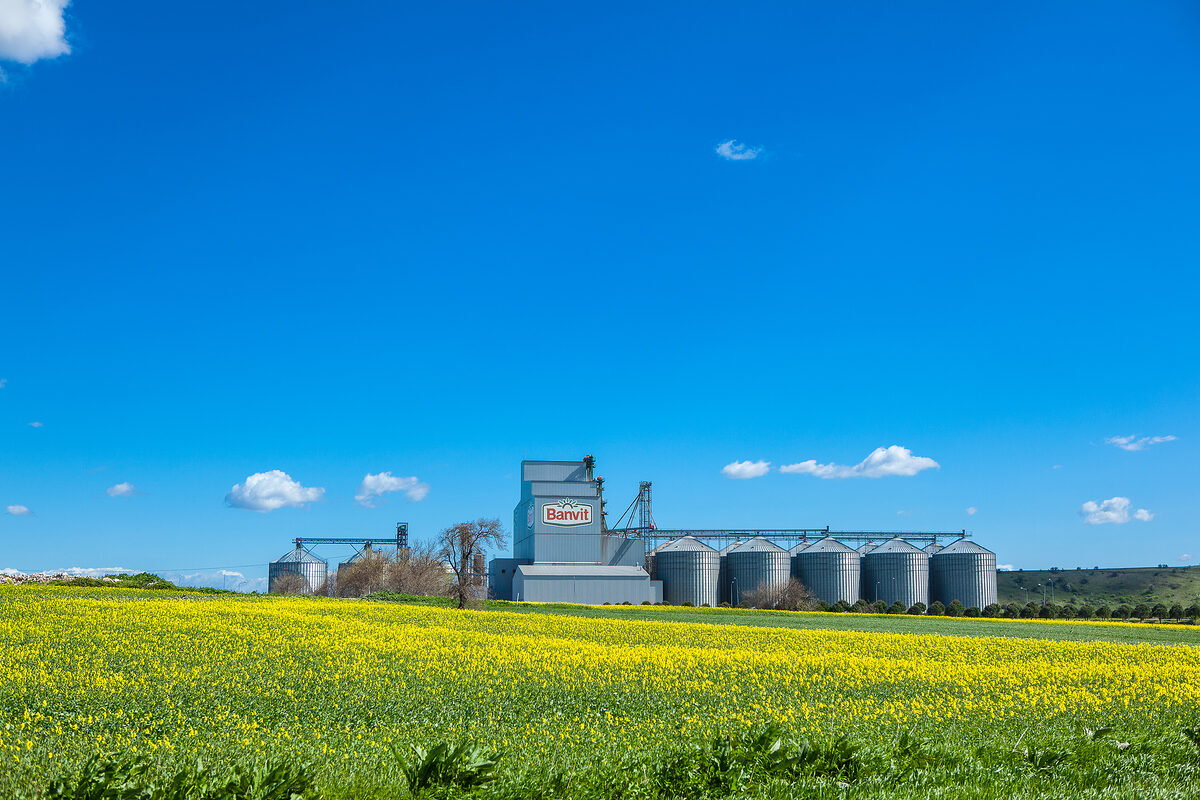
xmin=998 ymin=565 xmax=1200 ymax=608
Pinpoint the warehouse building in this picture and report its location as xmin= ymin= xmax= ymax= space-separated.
xmin=488 ymin=458 xmax=660 ymax=603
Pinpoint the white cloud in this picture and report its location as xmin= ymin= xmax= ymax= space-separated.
xmin=715 ymin=140 xmax=763 ymax=161
xmin=1080 ymin=496 xmax=1153 ymax=525
xmin=0 ymin=0 xmax=70 ymax=64
xmin=225 ymin=470 xmax=324 ymax=512
xmin=161 ymin=569 xmax=267 ymax=593
xmin=106 ymin=482 xmax=137 ymax=498
xmin=354 ymin=471 xmax=430 ymax=507
xmin=1181 ymin=554 xmax=1193 ymax=562
xmin=966 ymin=506 xmax=977 ymax=516
xmin=27 ymin=421 xmax=43 ymax=428
xmin=721 ymin=460 xmax=771 ymax=479
xmin=1053 ymin=464 xmax=1062 ymax=470
xmin=997 ymin=564 xmax=1016 ymax=572
xmin=59 ymin=566 xmax=133 ymax=577
xmin=780 ymin=446 xmax=939 ymax=479
xmin=5 ymin=504 xmax=30 ymax=516
xmin=1105 ymin=434 xmax=1176 ymax=452
xmin=0 ymin=378 xmax=6 ymax=388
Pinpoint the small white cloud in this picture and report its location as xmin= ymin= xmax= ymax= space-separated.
xmin=896 ymin=509 xmax=912 ymax=517
xmin=966 ymin=506 xmax=978 ymax=516
xmin=721 ymin=460 xmax=771 ymax=479
xmin=0 ymin=0 xmax=70 ymax=64
xmin=27 ymin=421 xmax=43 ymax=428
xmin=225 ymin=470 xmax=324 ymax=512
xmin=997 ymin=564 xmax=1016 ymax=572
xmin=1080 ymin=496 xmax=1153 ymax=525
xmin=106 ymin=482 xmax=137 ymax=498
xmin=780 ymin=446 xmax=939 ymax=479
xmin=714 ymin=139 xmax=763 ymax=161
xmin=0 ymin=378 xmax=6 ymax=388
xmin=1105 ymin=434 xmax=1176 ymax=452
xmin=354 ymin=471 xmax=430 ymax=507
xmin=161 ymin=569 xmax=266 ymax=593
xmin=5 ymin=504 xmax=30 ymax=516
xmin=1052 ymin=464 xmax=1062 ymax=470
xmin=59 ymin=566 xmax=134 ymax=577
xmin=1181 ymin=554 xmax=1192 ymax=562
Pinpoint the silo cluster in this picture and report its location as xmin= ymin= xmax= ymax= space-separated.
xmin=651 ymin=533 xmax=997 ymax=610
xmin=268 ymin=547 xmax=327 ymax=594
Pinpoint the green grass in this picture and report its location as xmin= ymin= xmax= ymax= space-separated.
xmin=999 ymin=565 xmax=1200 ymax=608
xmin=359 ymin=596 xmax=1200 ymax=646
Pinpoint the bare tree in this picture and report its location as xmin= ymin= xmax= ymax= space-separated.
xmin=437 ymin=518 xmax=505 ymax=609
xmin=335 ymin=543 xmax=452 ymax=599
xmin=740 ymin=578 xmax=815 ymax=611
xmin=269 ymin=572 xmax=308 ymax=596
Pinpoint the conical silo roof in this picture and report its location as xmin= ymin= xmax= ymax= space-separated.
xmin=869 ymin=537 xmax=924 ymax=555
xmin=801 ymin=536 xmax=856 ymax=554
xmin=657 ymin=536 xmax=716 ymax=554
xmin=935 ymin=539 xmax=995 ymax=556
xmin=718 ymin=540 xmax=744 ymax=556
xmin=276 ymin=547 xmax=326 ymax=564
xmin=857 ymin=542 xmax=878 ymax=555
xmin=731 ymin=536 xmax=786 ymax=554
xmin=924 ymin=543 xmax=943 ymax=555
xmin=788 ymin=541 xmax=812 ymax=556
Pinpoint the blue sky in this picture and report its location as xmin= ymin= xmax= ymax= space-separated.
xmin=2 ymin=1 xmax=1197 ymax=590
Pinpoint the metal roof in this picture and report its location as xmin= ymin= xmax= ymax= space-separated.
xmin=867 ymin=537 xmax=925 ymax=555
xmin=516 ymin=565 xmax=649 ymax=577
xmin=730 ymin=536 xmax=786 ymax=554
xmin=857 ymin=543 xmax=878 ymax=554
xmin=275 ymin=547 xmax=326 ymax=564
xmin=657 ymin=536 xmax=716 ymax=554
xmin=924 ymin=543 xmax=943 ymax=554
xmin=788 ymin=541 xmax=812 ymax=555
xmin=718 ymin=540 xmax=744 ymax=555
xmin=934 ymin=539 xmax=995 ymax=556
xmin=801 ymin=536 xmax=857 ymax=554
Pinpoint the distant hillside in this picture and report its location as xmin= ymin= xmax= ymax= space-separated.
xmin=998 ymin=565 xmax=1200 ymax=608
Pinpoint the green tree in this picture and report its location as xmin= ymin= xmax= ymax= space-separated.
xmin=907 ymin=602 xmax=926 ymax=615
xmin=1186 ymin=603 xmax=1200 ymax=618
xmin=1169 ymin=604 xmax=1184 ymax=620
xmin=887 ymin=601 xmax=906 ymax=614
xmin=1094 ymin=605 xmax=1111 ymax=619
xmin=946 ymin=600 xmax=965 ymax=617
xmin=1114 ymin=604 xmax=1132 ymax=620
xmin=1151 ymin=603 xmax=1167 ymax=619
xmin=871 ymin=600 xmax=888 ymax=614
xmin=1077 ymin=605 xmax=1095 ymax=619
xmin=982 ymin=603 xmax=1002 ymax=618
xmin=927 ymin=601 xmax=946 ymax=616
xmin=1133 ymin=603 xmax=1151 ymax=620
xmin=964 ymin=606 xmax=981 ymax=617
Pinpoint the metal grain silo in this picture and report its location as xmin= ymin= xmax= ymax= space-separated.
xmin=269 ymin=546 xmax=327 ymax=594
xmin=923 ymin=542 xmax=942 ymax=555
xmin=931 ymin=539 xmax=998 ymax=609
xmin=857 ymin=542 xmax=878 ymax=601
xmin=726 ymin=537 xmax=790 ymax=607
xmin=788 ymin=542 xmax=810 ymax=585
xmin=717 ymin=540 xmax=742 ymax=604
xmin=337 ymin=543 xmax=375 ymax=576
xmin=794 ymin=536 xmax=860 ymax=606
xmin=861 ymin=538 xmax=928 ymax=608
xmin=655 ymin=536 xmax=719 ymax=607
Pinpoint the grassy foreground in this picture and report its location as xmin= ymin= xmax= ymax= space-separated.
xmin=2 ymin=586 xmax=1200 ymax=799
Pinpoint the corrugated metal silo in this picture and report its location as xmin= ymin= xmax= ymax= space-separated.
xmin=788 ymin=541 xmax=810 ymax=588
xmin=655 ymin=536 xmax=719 ymax=607
xmin=726 ymin=537 xmax=790 ymax=606
xmin=931 ymin=539 xmax=998 ymax=609
xmin=269 ymin=547 xmax=328 ymax=594
xmin=861 ymin=538 xmax=928 ymax=607
xmin=337 ymin=544 xmax=374 ymax=577
xmin=794 ymin=536 xmax=860 ymax=606
xmin=717 ymin=540 xmax=742 ymax=605
xmin=645 ymin=541 xmax=668 ymax=581
xmin=857 ymin=542 xmax=878 ymax=601
xmin=923 ymin=542 xmax=943 ymax=555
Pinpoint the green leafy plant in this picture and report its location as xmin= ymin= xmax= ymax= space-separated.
xmin=393 ymin=741 xmax=500 ymax=794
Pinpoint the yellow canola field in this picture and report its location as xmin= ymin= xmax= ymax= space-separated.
xmin=0 ymin=587 xmax=1197 ymax=778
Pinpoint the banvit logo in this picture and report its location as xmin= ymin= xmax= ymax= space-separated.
xmin=542 ymin=498 xmax=593 ymax=527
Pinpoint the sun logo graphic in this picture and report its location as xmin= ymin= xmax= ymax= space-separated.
xmin=542 ymin=498 xmax=593 ymax=527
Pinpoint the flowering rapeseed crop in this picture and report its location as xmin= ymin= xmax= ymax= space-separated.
xmin=0 ymin=586 xmax=1197 ymax=798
